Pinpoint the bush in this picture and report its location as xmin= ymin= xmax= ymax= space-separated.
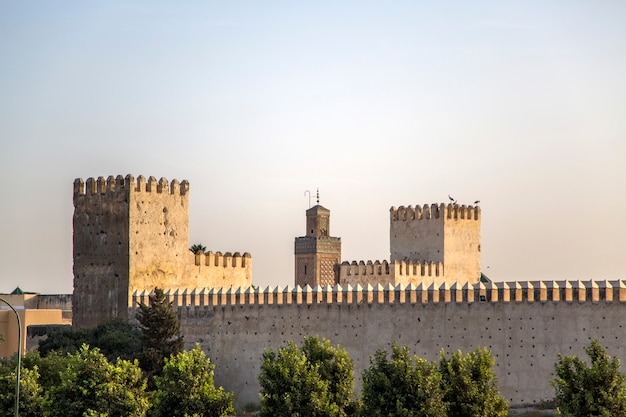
xmin=151 ymin=344 xmax=235 ymax=417
xmin=552 ymin=339 xmax=626 ymax=416
xmin=258 ymin=336 xmax=355 ymax=417
xmin=439 ymin=347 xmax=508 ymax=417
xmin=0 ymin=365 xmax=45 ymax=416
xmin=38 ymin=318 xmax=142 ymax=362
xmin=47 ymin=345 xmax=149 ymax=417
xmin=361 ymin=343 xmax=447 ymax=417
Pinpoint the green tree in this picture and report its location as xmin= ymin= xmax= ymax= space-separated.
xmin=259 ymin=341 xmax=330 ymax=417
xmin=37 ymin=319 xmax=142 ymax=362
xmin=361 ymin=343 xmax=447 ymax=417
xmin=136 ymin=287 xmax=184 ymax=386
xmin=151 ymin=344 xmax=235 ymax=417
xmin=258 ymin=336 xmax=355 ymax=417
xmin=20 ymin=350 xmax=70 ymax=395
xmin=438 ymin=347 xmax=508 ymax=417
xmin=90 ymin=317 xmax=143 ymax=362
xmin=0 ymin=365 xmax=45 ymax=417
xmin=552 ymin=339 xmax=626 ymax=417
xmin=302 ymin=337 xmax=356 ymax=414
xmin=46 ymin=344 xmax=149 ymax=417
xmin=37 ymin=325 xmax=90 ymax=356
xmin=190 ymin=244 xmax=207 ymax=254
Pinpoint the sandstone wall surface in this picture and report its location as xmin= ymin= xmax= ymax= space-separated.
xmin=139 ymin=282 xmax=626 ymax=409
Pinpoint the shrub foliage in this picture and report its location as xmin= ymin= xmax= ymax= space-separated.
xmin=361 ymin=343 xmax=447 ymax=417
xmin=439 ymin=347 xmax=508 ymax=417
xmin=151 ymin=344 xmax=235 ymax=417
xmin=258 ymin=336 xmax=355 ymax=417
xmin=552 ymin=339 xmax=626 ymax=417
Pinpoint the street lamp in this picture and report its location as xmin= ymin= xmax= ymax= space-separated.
xmin=0 ymin=297 xmax=21 ymax=417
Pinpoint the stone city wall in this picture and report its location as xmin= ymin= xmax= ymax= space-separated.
xmin=130 ymin=280 xmax=626 ymax=409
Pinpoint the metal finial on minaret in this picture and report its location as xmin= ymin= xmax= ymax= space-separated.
xmin=316 ymin=188 xmax=320 ymax=204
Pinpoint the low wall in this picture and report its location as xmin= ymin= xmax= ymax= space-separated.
xmin=130 ymin=281 xmax=626 ymax=409
xmin=36 ymin=294 xmax=73 ymax=311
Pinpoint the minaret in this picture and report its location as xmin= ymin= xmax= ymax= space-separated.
xmin=294 ymin=190 xmax=341 ymax=287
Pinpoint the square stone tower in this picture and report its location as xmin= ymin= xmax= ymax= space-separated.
xmin=389 ymin=203 xmax=481 ymax=283
xmin=294 ymin=204 xmax=341 ymax=287
xmin=73 ymin=174 xmax=252 ymax=329
xmin=72 ymin=175 xmax=190 ymax=328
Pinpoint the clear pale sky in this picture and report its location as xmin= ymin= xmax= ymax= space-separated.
xmin=1 ymin=1 xmax=624 ymax=294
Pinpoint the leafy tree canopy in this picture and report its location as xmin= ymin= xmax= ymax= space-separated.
xmin=47 ymin=344 xmax=149 ymax=417
xmin=258 ymin=336 xmax=356 ymax=417
xmin=90 ymin=317 xmax=143 ymax=361
xmin=190 ymin=244 xmax=207 ymax=254
xmin=552 ymin=339 xmax=626 ymax=417
xmin=152 ymin=344 xmax=235 ymax=417
xmin=0 ymin=365 xmax=45 ymax=417
xmin=361 ymin=343 xmax=447 ymax=417
xmin=37 ymin=318 xmax=142 ymax=362
xmin=37 ymin=325 xmax=90 ymax=357
xmin=301 ymin=336 xmax=355 ymax=414
xmin=20 ymin=350 xmax=70 ymax=393
xmin=439 ymin=347 xmax=508 ymax=417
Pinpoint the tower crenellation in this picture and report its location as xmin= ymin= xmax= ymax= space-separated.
xmin=72 ymin=174 xmax=249 ymax=328
xmin=390 ymin=203 xmax=480 ymax=222
xmin=73 ymin=174 xmax=190 ymax=200
xmin=193 ymin=251 xmax=252 ymax=268
xmin=337 ymin=259 xmax=445 ymax=287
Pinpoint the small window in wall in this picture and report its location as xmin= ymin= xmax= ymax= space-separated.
xmin=304 ymin=265 xmax=307 ymax=275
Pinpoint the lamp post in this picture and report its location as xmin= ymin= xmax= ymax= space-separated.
xmin=0 ymin=297 xmax=21 ymax=417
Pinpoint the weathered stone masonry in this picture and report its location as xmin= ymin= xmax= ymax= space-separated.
xmin=130 ymin=281 xmax=626 ymax=408
xmin=73 ymin=174 xmax=251 ymax=328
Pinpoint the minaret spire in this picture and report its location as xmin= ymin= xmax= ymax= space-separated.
xmin=294 ymin=192 xmax=342 ymax=288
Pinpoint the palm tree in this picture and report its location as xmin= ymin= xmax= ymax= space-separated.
xmin=189 ymin=243 xmax=206 ymax=254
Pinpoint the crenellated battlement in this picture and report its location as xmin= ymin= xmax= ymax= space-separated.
xmin=193 ymin=251 xmax=252 ymax=268
xmin=340 ymin=259 xmax=443 ymax=277
xmin=337 ymin=259 xmax=444 ymax=288
xmin=73 ymin=174 xmax=189 ymax=200
xmin=128 ymin=280 xmax=626 ymax=310
xmin=390 ymin=203 xmax=480 ymax=222
xmin=341 ymin=260 xmax=392 ymax=277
